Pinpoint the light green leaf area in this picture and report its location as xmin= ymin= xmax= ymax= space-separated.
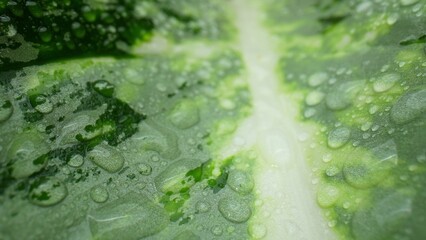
xmin=263 ymin=0 xmax=426 ymax=239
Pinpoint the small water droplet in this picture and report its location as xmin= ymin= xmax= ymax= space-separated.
xmin=196 ymin=201 xmax=211 ymax=213
xmin=308 ymin=72 xmax=328 ymax=87
xmin=317 ymin=185 xmax=340 ymax=208
xmin=326 ymin=166 xmax=339 ymax=177
xmin=400 ymin=0 xmax=419 ymax=6
xmin=68 ymin=154 xmax=84 ymax=168
xmin=305 ymin=91 xmax=325 ymax=106
xmin=211 ymin=225 xmax=223 ymax=236
xmin=227 ymin=170 xmax=254 ymax=195
xmin=249 ymin=223 xmax=267 ymax=239
xmin=169 ymin=100 xmax=200 ymax=129
xmin=327 ymin=127 xmax=351 ymax=149
xmin=90 ymin=186 xmax=109 ymax=203
xmin=386 ymin=13 xmax=399 ymax=25
xmin=93 ymin=80 xmax=114 ymax=97
xmin=137 ymin=163 xmax=152 ymax=176
xmin=38 ymin=26 xmax=52 ymax=42
xmin=322 ymin=153 xmax=332 ymax=163
xmin=88 ymin=144 xmax=124 ymax=173
xmin=328 ymin=220 xmax=337 ymax=227
xmin=31 ymin=94 xmax=53 ymax=114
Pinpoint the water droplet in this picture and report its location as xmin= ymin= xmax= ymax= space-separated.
xmin=305 ymin=91 xmax=325 ymax=106
xmin=343 ymin=202 xmax=351 ymax=209
xmin=93 ymin=80 xmax=115 ymax=97
xmin=135 ymin=121 xmax=181 ymax=159
xmin=308 ymin=72 xmax=328 ymax=87
xmin=8 ymin=132 xmax=49 ymax=179
xmin=68 ymin=154 xmax=84 ymax=168
xmin=82 ymin=6 xmax=97 ymax=22
xmin=361 ymin=122 xmax=372 ymax=131
xmin=373 ymin=73 xmax=400 ymax=93
xmin=88 ymin=144 xmax=124 ymax=173
xmin=218 ymin=197 xmax=251 ymax=223
xmin=88 ymin=193 xmax=169 ymax=239
xmin=211 ymin=225 xmax=223 ymax=236
xmin=26 ymin=1 xmax=42 ymax=18
xmin=31 ymin=94 xmax=53 ymax=114
xmin=29 ymin=177 xmax=68 ymax=207
xmin=326 ymin=166 xmax=339 ymax=177
xmin=125 ymin=69 xmax=144 ymax=85
xmin=0 ymin=97 xmax=13 ymax=122
xmin=196 ymin=201 xmax=211 ymax=213
xmin=326 ymin=81 xmax=363 ymax=110
xmin=328 ymin=220 xmax=337 ymax=227
xmin=169 ymin=100 xmax=200 ymax=129
xmin=343 ymin=140 xmax=397 ymax=188
xmin=400 ymin=0 xmax=419 ymax=6
xmin=391 ymin=90 xmax=426 ymax=124
xmin=327 ymin=127 xmax=351 ymax=149
xmin=72 ymin=22 xmax=86 ymax=38
xmin=249 ymin=223 xmax=267 ymax=239
xmin=38 ymin=27 xmax=52 ymax=42
xmin=386 ymin=13 xmax=399 ymax=25
xmin=227 ymin=170 xmax=254 ymax=195
xmin=304 ymin=108 xmax=316 ymax=118
xmin=369 ymin=105 xmax=379 ymax=114
xmin=356 ymin=2 xmax=372 ymax=12
xmin=156 ymin=83 xmax=167 ymax=92
xmin=322 ymin=153 xmax=332 ymax=163
xmin=155 ymin=158 xmax=200 ymax=193
xmin=317 ymin=185 xmax=340 ymax=208
xmin=0 ymin=15 xmax=10 ymax=22
xmin=90 ymin=186 xmax=109 ymax=203
xmin=137 ymin=163 xmax=152 ymax=176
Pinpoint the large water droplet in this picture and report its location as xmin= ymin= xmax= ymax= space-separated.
xmin=373 ymin=73 xmax=400 ymax=93
xmin=134 ymin=121 xmax=180 ymax=159
xmin=327 ymin=127 xmax=351 ymax=149
xmin=88 ymin=144 xmax=124 ymax=173
xmin=400 ymin=0 xmax=419 ymax=6
xmin=29 ymin=177 xmax=68 ymax=206
xmin=218 ymin=197 xmax=251 ymax=223
xmin=343 ymin=140 xmax=397 ymax=188
xmin=155 ymin=158 xmax=200 ymax=193
xmin=88 ymin=192 xmax=169 ymax=240
xmin=8 ymin=132 xmax=49 ymax=179
xmin=390 ymin=90 xmax=426 ymax=124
